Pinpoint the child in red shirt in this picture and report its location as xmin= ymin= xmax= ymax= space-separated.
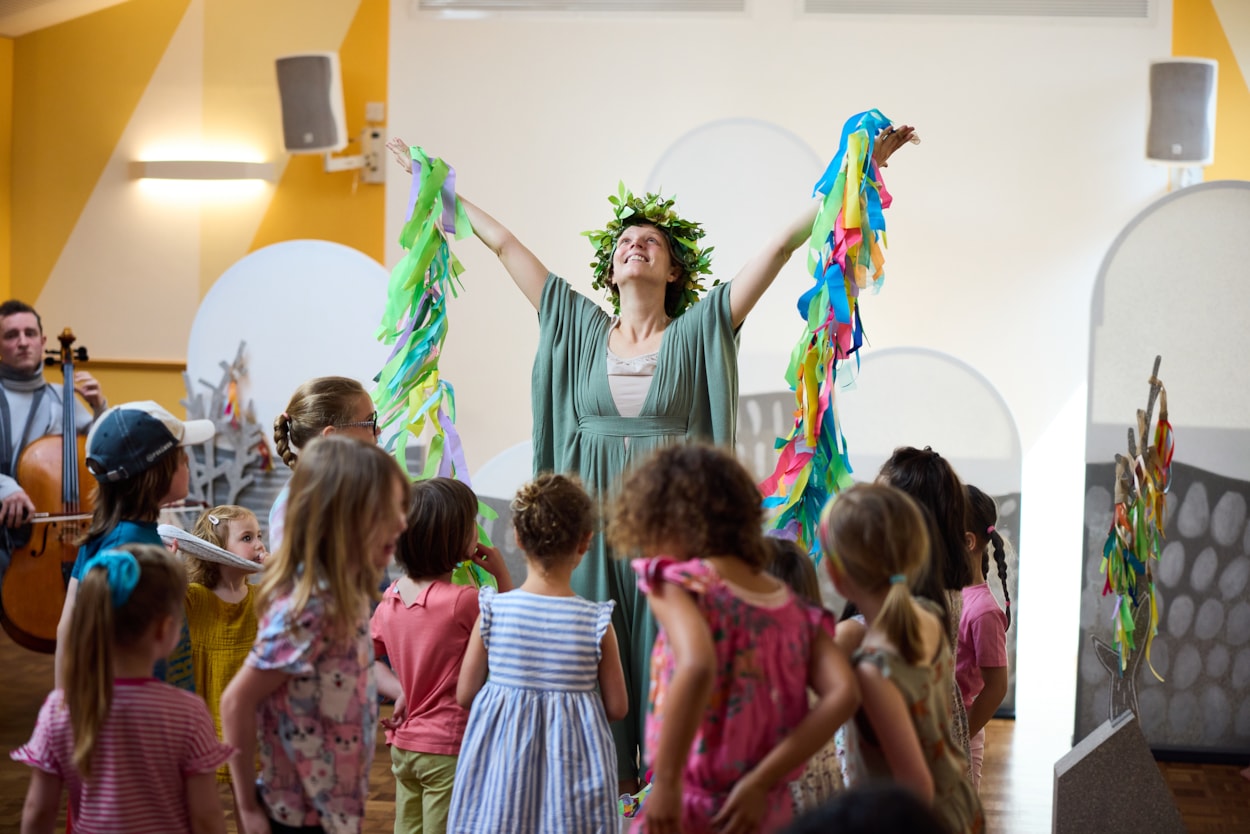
xmin=371 ymin=478 xmax=512 ymax=834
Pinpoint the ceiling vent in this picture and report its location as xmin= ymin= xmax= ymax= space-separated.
xmin=802 ymin=0 xmax=1148 ymax=17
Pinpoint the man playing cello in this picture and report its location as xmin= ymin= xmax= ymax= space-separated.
xmin=0 ymin=300 xmax=107 ymax=584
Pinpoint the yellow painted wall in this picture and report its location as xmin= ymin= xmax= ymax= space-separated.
xmin=7 ymin=0 xmax=387 ymax=414
xmin=0 ymin=37 xmax=12 ymax=300
xmin=249 ymin=0 xmax=387 ymax=261
xmin=1174 ymin=0 xmax=1250 ymax=181
xmin=10 ymin=0 xmax=190 ymax=308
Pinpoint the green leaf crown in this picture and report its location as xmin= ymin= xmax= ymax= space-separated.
xmin=583 ymin=183 xmax=716 ymax=317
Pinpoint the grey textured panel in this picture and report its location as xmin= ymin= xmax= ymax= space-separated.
xmin=804 ymin=0 xmax=1147 ymax=16
xmin=1053 ymin=713 xmax=1184 ymax=834
xmin=1076 ymin=460 xmax=1250 ymax=757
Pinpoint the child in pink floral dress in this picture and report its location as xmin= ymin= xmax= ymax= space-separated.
xmin=608 ymin=444 xmax=860 ymax=834
xmin=221 ymin=438 xmax=411 ymax=834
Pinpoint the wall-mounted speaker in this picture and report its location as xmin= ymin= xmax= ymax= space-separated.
xmin=1146 ymin=58 xmax=1217 ymax=165
xmin=275 ymin=52 xmax=348 ymax=154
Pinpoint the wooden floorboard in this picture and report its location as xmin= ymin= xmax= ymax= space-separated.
xmin=2 ymin=628 xmax=1248 ymax=833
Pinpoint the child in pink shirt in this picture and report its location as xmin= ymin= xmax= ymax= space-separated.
xmin=371 ymin=478 xmax=512 ymax=834
xmin=957 ymin=485 xmax=1011 ymax=791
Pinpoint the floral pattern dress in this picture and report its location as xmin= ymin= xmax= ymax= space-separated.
xmin=851 ymin=600 xmax=984 ymax=834
xmin=632 ymin=557 xmax=834 ymax=834
xmin=247 ymin=590 xmax=376 ymax=834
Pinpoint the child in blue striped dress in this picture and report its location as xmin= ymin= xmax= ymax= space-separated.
xmin=446 ymin=474 xmax=627 ymax=834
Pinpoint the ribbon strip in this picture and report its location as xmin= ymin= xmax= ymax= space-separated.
xmin=375 ymin=145 xmax=500 ymax=575
xmin=760 ymin=110 xmax=894 ymax=559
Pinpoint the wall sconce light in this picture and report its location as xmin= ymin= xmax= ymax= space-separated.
xmin=129 ymin=160 xmax=276 ymax=181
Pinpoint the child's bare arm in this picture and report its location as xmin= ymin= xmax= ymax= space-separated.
xmin=221 ymin=666 xmax=290 ymax=834
xmin=474 ymin=544 xmax=514 ymax=592
xmin=711 ymin=631 xmax=859 ymax=833
xmin=374 ymin=660 xmax=402 ymax=702
xmin=185 ymin=771 xmax=226 ymax=834
xmin=645 ymin=584 xmax=715 ymax=834
xmin=456 ymin=615 xmax=488 ymax=708
xmin=857 ymin=661 xmax=934 ymax=802
xmin=20 ymin=769 xmax=61 ymax=834
xmin=597 ymin=624 xmax=628 ymax=722
xmin=966 ymin=665 xmax=1008 ymax=737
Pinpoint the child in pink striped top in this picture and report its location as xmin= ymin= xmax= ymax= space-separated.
xmin=12 ymin=544 xmax=232 ymax=834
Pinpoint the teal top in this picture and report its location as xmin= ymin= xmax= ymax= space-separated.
xmin=531 ymin=273 xmax=739 ymax=489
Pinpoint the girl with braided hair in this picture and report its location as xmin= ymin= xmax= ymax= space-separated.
xmin=269 ymin=376 xmax=380 ymax=552
xmin=957 ymin=484 xmax=1011 ymax=792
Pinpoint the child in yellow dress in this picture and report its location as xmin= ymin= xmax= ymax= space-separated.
xmin=181 ymin=505 xmax=267 ymax=782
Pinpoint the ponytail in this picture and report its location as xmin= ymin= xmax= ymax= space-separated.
xmin=67 ymin=568 xmax=116 ymax=779
xmin=987 ymin=527 xmax=1011 ymax=629
xmin=818 ymin=484 xmax=931 ymax=661
xmin=877 ymin=574 xmax=926 ymax=664
xmin=66 ymin=545 xmax=187 ymax=780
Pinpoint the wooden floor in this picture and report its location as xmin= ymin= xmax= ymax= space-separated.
xmin=2 ymin=628 xmax=1248 ymax=833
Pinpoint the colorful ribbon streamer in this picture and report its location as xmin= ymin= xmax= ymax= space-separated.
xmin=374 ymin=145 xmax=497 ymax=587
xmin=760 ymin=110 xmax=895 ymax=558
xmin=1098 ymin=365 xmax=1172 ymax=680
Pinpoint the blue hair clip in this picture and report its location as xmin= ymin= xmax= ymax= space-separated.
xmin=81 ymin=549 xmax=140 ymax=608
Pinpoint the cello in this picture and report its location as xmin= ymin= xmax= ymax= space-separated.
xmin=0 ymin=329 xmax=94 ymax=653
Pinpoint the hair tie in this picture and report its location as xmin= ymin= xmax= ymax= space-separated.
xmin=81 ymin=549 xmax=140 ymax=608
xmin=889 ymin=573 xmax=907 ymax=585
xmin=986 ymin=525 xmax=996 ymax=535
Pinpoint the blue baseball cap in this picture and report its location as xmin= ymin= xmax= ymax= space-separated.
xmin=86 ymin=401 xmax=215 ymax=483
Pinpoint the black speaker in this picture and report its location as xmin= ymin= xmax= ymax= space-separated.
xmin=275 ymin=53 xmax=348 ymax=154
xmin=1146 ymin=58 xmax=1218 ymax=164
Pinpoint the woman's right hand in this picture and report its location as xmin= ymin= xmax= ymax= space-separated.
xmin=386 ymin=137 xmax=413 ymax=174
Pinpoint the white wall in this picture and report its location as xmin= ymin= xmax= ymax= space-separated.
xmin=388 ymin=0 xmax=1174 ymax=787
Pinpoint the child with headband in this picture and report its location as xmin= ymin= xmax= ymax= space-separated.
xmin=13 ymin=544 xmax=231 ymax=833
xmin=819 ymin=484 xmax=982 ymax=834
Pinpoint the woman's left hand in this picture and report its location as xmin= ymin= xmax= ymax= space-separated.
xmin=710 ymin=770 xmax=769 ymax=834
xmin=873 ymin=124 xmax=917 ymax=168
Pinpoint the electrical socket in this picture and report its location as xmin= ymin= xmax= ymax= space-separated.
xmin=361 ymin=127 xmax=385 ymax=184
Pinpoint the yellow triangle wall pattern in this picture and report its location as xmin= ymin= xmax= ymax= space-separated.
xmin=10 ymin=0 xmax=191 ymax=304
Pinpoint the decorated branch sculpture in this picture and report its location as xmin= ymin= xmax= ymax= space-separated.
xmin=1092 ymin=355 xmax=1173 ymax=719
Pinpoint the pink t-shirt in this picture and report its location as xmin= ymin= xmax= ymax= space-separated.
xmin=956 ymin=583 xmax=1009 ymax=708
xmin=370 ymin=578 xmax=478 ymax=755
xmin=11 ymin=679 xmax=232 ymax=834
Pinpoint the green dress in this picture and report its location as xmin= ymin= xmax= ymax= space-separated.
xmin=532 ymin=273 xmax=740 ymax=779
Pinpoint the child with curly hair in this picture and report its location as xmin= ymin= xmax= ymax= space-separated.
xmin=611 ymin=444 xmax=859 ymax=833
